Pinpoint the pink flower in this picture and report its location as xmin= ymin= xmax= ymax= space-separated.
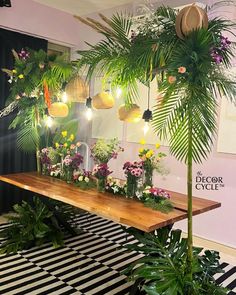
xmin=178 ymin=66 xmax=186 ymax=74
xmin=168 ymin=76 xmax=176 ymax=84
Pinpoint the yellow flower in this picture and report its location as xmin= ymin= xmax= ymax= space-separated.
xmin=139 ymin=148 xmax=144 ymax=153
xmin=18 ymin=74 xmax=24 ymax=79
xmin=149 ymin=149 xmax=154 ymax=155
xmin=12 ymin=69 xmax=17 ymax=74
xmin=63 ymin=143 xmax=68 ymax=147
xmin=55 ymin=142 xmax=59 ymax=148
xmin=155 ymin=143 xmax=160 ymax=149
xmin=139 ymin=138 xmax=146 ymax=145
xmin=61 ymin=131 xmax=67 ymax=137
xmin=146 ymin=152 xmax=152 ymax=159
xmin=70 ymin=134 xmax=75 ymax=141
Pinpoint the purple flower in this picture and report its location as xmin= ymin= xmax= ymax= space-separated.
xmin=18 ymin=48 xmax=30 ymax=60
xmin=70 ymin=153 xmax=83 ymax=169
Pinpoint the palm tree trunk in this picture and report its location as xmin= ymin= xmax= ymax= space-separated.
xmin=186 ymin=111 xmax=193 ymax=280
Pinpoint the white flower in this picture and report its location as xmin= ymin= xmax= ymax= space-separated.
xmin=78 ymin=176 xmax=83 ymax=182
xmin=84 ymin=177 xmax=89 ymax=183
xmin=50 ymin=172 xmax=54 ymax=176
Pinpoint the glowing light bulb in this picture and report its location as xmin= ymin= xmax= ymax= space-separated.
xmin=116 ymin=87 xmax=122 ymax=99
xmin=62 ymin=91 xmax=68 ymax=103
xmin=85 ymin=108 xmax=93 ymax=121
xmin=143 ymin=122 xmax=150 ymax=135
xmin=45 ymin=116 xmax=53 ymax=128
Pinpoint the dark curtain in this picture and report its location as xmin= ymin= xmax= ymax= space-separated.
xmin=0 ymin=28 xmax=47 ymax=213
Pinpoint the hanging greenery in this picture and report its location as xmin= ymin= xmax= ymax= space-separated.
xmin=2 ymin=48 xmax=74 ymax=154
xmin=75 ymin=2 xmax=236 ymax=294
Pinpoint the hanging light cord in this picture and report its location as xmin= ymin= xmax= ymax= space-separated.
xmin=148 ymin=85 xmax=150 ymax=110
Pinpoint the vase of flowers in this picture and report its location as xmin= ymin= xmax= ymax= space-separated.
xmin=123 ymin=161 xmax=143 ymax=198
xmin=62 ymin=152 xmax=83 ymax=183
xmin=138 ymin=142 xmax=167 ymax=187
xmin=139 ymin=186 xmax=173 ymax=213
xmin=90 ymin=138 xmax=124 ymax=164
xmin=39 ymin=148 xmax=51 ymax=175
xmin=92 ymin=163 xmax=112 ymax=192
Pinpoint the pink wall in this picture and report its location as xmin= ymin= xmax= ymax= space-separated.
xmin=0 ymin=0 xmax=83 ymax=47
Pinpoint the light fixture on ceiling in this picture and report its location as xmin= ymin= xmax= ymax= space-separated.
xmin=0 ymin=0 xmax=11 ymax=7
xmin=142 ymin=85 xmax=152 ymax=135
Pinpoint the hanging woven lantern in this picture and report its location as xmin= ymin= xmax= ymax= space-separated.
xmin=118 ymin=104 xmax=142 ymax=123
xmin=48 ymin=102 xmax=69 ymax=118
xmin=92 ymin=91 xmax=115 ymax=109
xmin=175 ymin=4 xmax=208 ymax=40
xmin=65 ymin=76 xmax=89 ymax=103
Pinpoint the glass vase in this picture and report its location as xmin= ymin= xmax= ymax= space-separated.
xmin=64 ymin=169 xmax=73 ymax=183
xmin=41 ymin=164 xmax=50 ymax=176
xmin=97 ymin=177 xmax=106 ymax=192
xmin=126 ymin=174 xmax=138 ymax=198
xmin=143 ymin=167 xmax=153 ymax=188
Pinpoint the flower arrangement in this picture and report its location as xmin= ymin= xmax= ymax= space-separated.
xmin=39 ymin=148 xmax=52 ymax=175
xmin=73 ymin=170 xmax=96 ymax=190
xmin=54 ymin=130 xmax=80 ymax=158
xmin=139 ymin=186 xmax=173 ymax=213
xmin=138 ymin=141 xmax=168 ymax=187
xmin=123 ymin=161 xmax=143 ymax=197
xmin=105 ymin=177 xmax=126 ymax=195
xmin=62 ymin=152 xmax=83 ymax=183
xmin=92 ymin=163 xmax=112 ymax=192
xmin=90 ymin=138 xmax=124 ymax=164
xmin=1 ymin=48 xmax=73 ymax=164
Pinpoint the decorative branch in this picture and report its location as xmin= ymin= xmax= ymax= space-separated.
xmin=0 ymin=101 xmax=18 ymax=119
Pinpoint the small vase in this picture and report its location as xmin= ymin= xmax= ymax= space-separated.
xmin=143 ymin=167 xmax=153 ymax=187
xmin=64 ymin=169 xmax=73 ymax=183
xmin=42 ymin=164 xmax=50 ymax=176
xmin=97 ymin=177 xmax=106 ymax=192
xmin=126 ymin=174 xmax=138 ymax=198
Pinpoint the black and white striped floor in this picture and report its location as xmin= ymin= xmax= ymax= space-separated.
xmin=0 ymin=213 xmax=236 ymax=295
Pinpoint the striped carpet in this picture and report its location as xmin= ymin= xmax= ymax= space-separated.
xmin=0 ymin=212 xmax=236 ymax=295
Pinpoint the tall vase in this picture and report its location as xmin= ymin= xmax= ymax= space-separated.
xmin=126 ymin=174 xmax=138 ymax=198
xmin=97 ymin=177 xmax=106 ymax=192
xmin=143 ymin=167 xmax=153 ymax=187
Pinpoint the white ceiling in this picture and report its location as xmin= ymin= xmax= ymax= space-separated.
xmin=33 ymin=0 xmax=133 ymax=16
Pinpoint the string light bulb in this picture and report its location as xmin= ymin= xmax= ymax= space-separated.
xmin=142 ymin=85 xmax=152 ymax=135
xmin=85 ymin=96 xmax=93 ymax=121
xmin=116 ymin=87 xmax=122 ymax=99
xmin=45 ymin=116 xmax=53 ymax=128
xmin=62 ymin=91 xmax=68 ymax=103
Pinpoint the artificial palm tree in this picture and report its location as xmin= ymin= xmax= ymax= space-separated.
xmin=76 ymin=2 xmax=236 ymax=293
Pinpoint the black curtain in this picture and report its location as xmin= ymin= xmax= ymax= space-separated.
xmin=0 ymin=28 xmax=47 ymax=213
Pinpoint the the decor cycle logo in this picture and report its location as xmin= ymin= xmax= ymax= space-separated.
xmin=195 ymin=171 xmax=225 ymax=191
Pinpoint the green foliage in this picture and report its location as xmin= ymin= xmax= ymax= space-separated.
xmin=125 ymin=228 xmax=227 ymax=295
xmin=142 ymin=197 xmax=173 ymax=213
xmin=2 ymin=48 xmax=74 ymax=153
xmin=0 ymin=197 xmax=64 ymax=254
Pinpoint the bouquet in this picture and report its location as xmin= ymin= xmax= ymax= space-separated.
xmin=91 ymin=138 xmax=124 ymax=164
xmin=73 ymin=170 xmax=96 ymax=190
xmin=62 ymin=152 xmax=83 ymax=183
xmin=139 ymin=186 xmax=173 ymax=213
xmin=123 ymin=161 xmax=143 ymax=197
xmin=54 ymin=130 xmax=80 ymax=158
xmin=93 ymin=163 xmax=112 ymax=192
xmin=39 ymin=147 xmax=52 ymax=175
xmin=105 ymin=177 xmax=126 ymax=195
xmin=138 ymin=142 xmax=168 ymax=187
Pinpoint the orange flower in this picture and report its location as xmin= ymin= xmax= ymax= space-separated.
xmin=178 ymin=66 xmax=186 ymax=74
xmin=168 ymin=76 xmax=176 ymax=84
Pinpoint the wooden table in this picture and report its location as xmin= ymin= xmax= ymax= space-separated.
xmin=0 ymin=172 xmax=221 ymax=232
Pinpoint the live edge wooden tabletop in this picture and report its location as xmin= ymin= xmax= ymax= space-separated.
xmin=0 ymin=172 xmax=221 ymax=232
